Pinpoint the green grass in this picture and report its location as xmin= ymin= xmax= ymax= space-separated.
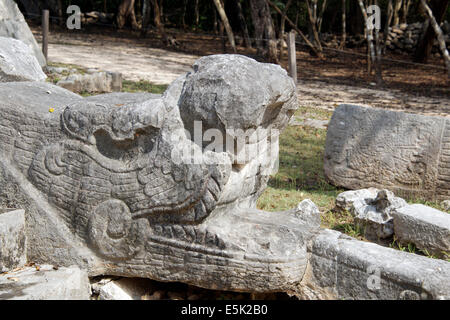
xmin=390 ymin=237 xmax=450 ymax=262
xmin=122 ymin=80 xmax=167 ymax=94
xmin=257 ymin=111 xmax=344 ymax=228
xmin=45 ymin=63 xmax=168 ymax=96
xmin=293 ymin=106 xmax=334 ymax=122
xmin=257 ymin=106 xmax=446 ymax=259
xmin=406 ymin=198 xmax=449 ymax=213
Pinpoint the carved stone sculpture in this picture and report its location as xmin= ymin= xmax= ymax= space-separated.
xmin=324 ymin=104 xmax=450 ymax=201
xmin=0 ymin=37 xmax=46 ymax=82
xmin=0 ymin=0 xmax=46 ymax=66
xmin=0 ymin=55 xmax=319 ymax=292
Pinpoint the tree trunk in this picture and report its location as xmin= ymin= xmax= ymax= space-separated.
xmin=195 ymin=0 xmax=200 ymax=26
xmin=358 ymin=0 xmax=376 ymax=75
xmin=235 ymin=0 xmax=252 ymax=48
xmin=279 ymin=0 xmax=293 ymax=61
xmin=213 ymin=0 xmax=237 ymax=53
xmin=141 ymin=0 xmax=151 ymax=33
xmin=249 ymin=0 xmax=279 ymax=63
xmin=213 ymin=5 xmax=218 ymax=34
xmin=340 ymin=0 xmax=346 ymax=48
xmin=117 ymin=0 xmax=139 ymax=30
xmin=306 ymin=0 xmax=323 ymax=52
xmin=249 ymin=0 xmax=265 ymax=51
xmin=317 ymin=0 xmax=328 ymax=33
xmin=392 ymin=0 xmax=402 ymax=26
xmin=373 ymin=0 xmax=383 ymax=85
xmin=414 ymin=0 xmax=449 ymax=63
xmin=400 ymin=0 xmax=411 ymax=24
xmin=267 ymin=0 xmax=322 ymax=58
xmin=57 ymin=0 xmax=63 ymax=26
xmin=383 ymin=0 xmax=393 ymax=53
xmin=419 ymin=0 xmax=450 ymax=77
xmin=151 ymin=0 xmax=169 ymax=44
xmin=181 ymin=0 xmax=187 ymax=30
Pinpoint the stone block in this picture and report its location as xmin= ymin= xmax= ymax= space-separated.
xmin=392 ymin=204 xmax=450 ymax=257
xmin=0 ymin=209 xmax=26 ymax=272
xmin=0 ymin=265 xmax=91 ymax=300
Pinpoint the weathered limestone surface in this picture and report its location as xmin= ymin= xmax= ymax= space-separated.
xmin=324 ymin=104 xmax=450 ymax=201
xmin=0 ymin=55 xmax=310 ymax=292
xmin=298 ymin=229 xmax=450 ymax=300
xmin=57 ymin=71 xmax=122 ymax=93
xmin=0 ymin=265 xmax=91 ymax=300
xmin=352 ymin=190 xmax=407 ymax=240
xmin=442 ymin=200 xmax=450 ymax=212
xmin=0 ymin=209 xmax=26 ymax=272
xmin=392 ymin=204 xmax=450 ymax=257
xmin=336 ymin=188 xmax=380 ymax=211
xmin=0 ymin=0 xmax=46 ymax=66
xmin=93 ymin=278 xmax=154 ymax=300
xmin=85 ymin=92 xmax=160 ymax=105
xmin=0 ymin=37 xmax=46 ymax=82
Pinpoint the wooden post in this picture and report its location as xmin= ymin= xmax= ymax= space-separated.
xmin=287 ymin=31 xmax=297 ymax=85
xmin=42 ymin=10 xmax=49 ymax=63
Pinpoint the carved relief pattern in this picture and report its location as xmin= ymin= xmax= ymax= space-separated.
xmin=325 ymin=105 xmax=448 ymax=199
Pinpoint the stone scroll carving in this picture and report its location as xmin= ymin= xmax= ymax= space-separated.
xmin=0 ymin=55 xmax=320 ymax=293
xmin=324 ymin=104 xmax=450 ymax=201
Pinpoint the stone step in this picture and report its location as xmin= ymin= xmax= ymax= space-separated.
xmin=0 ymin=209 xmax=27 ymax=273
xmin=0 ymin=265 xmax=91 ymax=300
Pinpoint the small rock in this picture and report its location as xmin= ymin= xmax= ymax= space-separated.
xmin=336 ymin=188 xmax=379 ymax=211
xmin=97 ymin=277 xmax=154 ymax=300
xmin=352 ymin=190 xmax=407 ymax=240
xmin=442 ymin=200 xmax=450 ymax=212
xmin=295 ymin=199 xmax=321 ymax=227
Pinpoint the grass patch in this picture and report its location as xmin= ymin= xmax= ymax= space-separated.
xmin=406 ymin=198 xmax=449 ymax=213
xmin=257 ymin=115 xmax=343 ymax=228
xmin=293 ymin=106 xmax=333 ymax=123
xmin=122 ymin=80 xmax=167 ymax=94
xmin=256 ymin=106 xmax=445 ymax=247
xmin=390 ymin=237 xmax=450 ymax=262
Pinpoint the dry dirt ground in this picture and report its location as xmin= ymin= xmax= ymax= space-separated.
xmin=31 ymin=25 xmax=449 ymax=118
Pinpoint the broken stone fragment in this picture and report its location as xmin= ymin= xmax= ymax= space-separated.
xmin=392 ymin=204 xmax=450 ymax=258
xmin=94 ymin=277 xmax=154 ymax=300
xmin=442 ymin=200 xmax=450 ymax=212
xmin=0 ymin=37 xmax=46 ymax=82
xmin=335 ymin=188 xmax=380 ymax=211
xmin=0 ymin=265 xmax=91 ymax=300
xmin=292 ymin=199 xmax=321 ymax=228
xmin=0 ymin=0 xmax=46 ymax=66
xmin=351 ymin=190 xmax=407 ymax=240
xmin=0 ymin=209 xmax=27 ymax=272
xmin=56 ymin=71 xmax=122 ymax=93
xmin=298 ymin=229 xmax=450 ymax=300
